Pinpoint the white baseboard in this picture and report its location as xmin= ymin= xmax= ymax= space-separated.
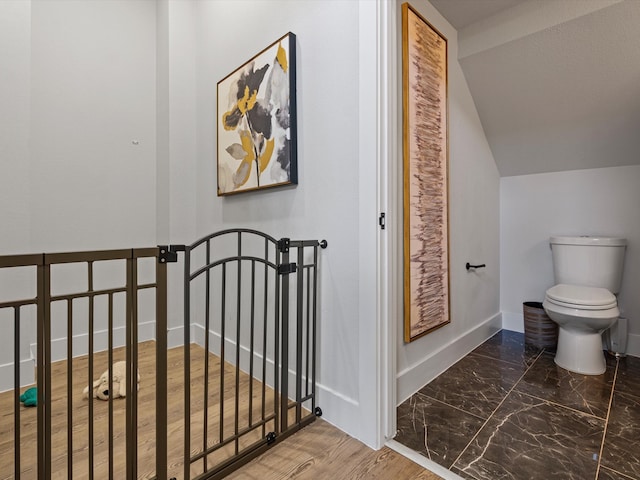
xmin=191 ymin=323 xmax=364 ymax=446
xmin=396 ymin=313 xmax=502 ymax=404
xmin=626 ymin=332 xmax=640 ymax=358
xmin=29 ymin=320 xmax=157 ymax=365
xmin=386 ymin=439 xmax=464 ymax=480
xmin=503 ymin=312 xmax=639 ymax=358
xmin=315 ymin=382 xmax=361 ymax=441
xmin=0 ymin=358 xmax=36 ymax=393
xmin=191 ymin=323 xmax=309 ymax=392
xmin=167 ymin=324 xmax=186 ymax=349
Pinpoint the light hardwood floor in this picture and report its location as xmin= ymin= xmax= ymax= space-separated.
xmin=229 ymin=419 xmax=442 ymax=480
xmin=1 ymin=341 xmax=280 ymax=479
xmin=1 ymin=342 xmax=439 ymax=480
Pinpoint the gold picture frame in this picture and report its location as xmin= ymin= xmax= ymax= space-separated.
xmin=402 ymin=3 xmax=450 ymax=342
xmin=217 ymin=32 xmax=297 ymax=196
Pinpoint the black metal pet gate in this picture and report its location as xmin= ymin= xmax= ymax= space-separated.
xmin=0 ymin=228 xmax=325 ymax=480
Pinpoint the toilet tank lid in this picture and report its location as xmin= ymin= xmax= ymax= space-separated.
xmin=547 ymin=284 xmax=616 ymax=307
xmin=550 ymin=236 xmax=627 ymax=246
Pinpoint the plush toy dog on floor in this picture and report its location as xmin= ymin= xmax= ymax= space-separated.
xmin=82 ymin=361 xmax=140 ymax=400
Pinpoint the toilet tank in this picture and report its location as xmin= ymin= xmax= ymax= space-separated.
xmin=550 ymin=236 xmax=627 ymax=293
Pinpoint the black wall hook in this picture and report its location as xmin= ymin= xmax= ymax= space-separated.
xmin=466 ymin=262 xmax=486 ymax=271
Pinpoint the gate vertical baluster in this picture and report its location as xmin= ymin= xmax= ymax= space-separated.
xmin=279 ymin=242 xmax=290 ymax=433
xmin=125 ymin=255 xmax=139 ymax=480
xmin=234 ymin=232 xmax=242 ymax=454
xmin=203 ymin=240 xmax=212 ymax=471
xmin=219 ymin=263 xmax=227 ymax=445
xmin=311 ymin=244 xmax=319 ymax=413
xmin=36 ymin=256 xmax=51 ymax=480
xmin=107 ymin=292 xmax=114 ymax=480
xmin=88 ymin=261 xmax=95 ymax=480
xmin=260 ymin=239 xmax=270 ymax=437
xmin=273 ymin=242 xmax=281 ymax=436
xmin=248 ymin=259 xmax=256 ymax=429
xmin=13 ymin=306 xmax=21 ymax=480
xmin=203 ymin=240 xmax=211 ymax=470
xmin=131 ymin=254 xmax=139 ymax=479
xmin=295 ymin=245 xmax=304 ymax=425
xmin=305 ymin=260 xmax=311 ymax=399
xmin=183 ymin=246 xmax=191 ymax=480
xmin=67 ymin=299 xmax=74 ymax=480
xmin=155 ymin=249 xmax=169 ymax=480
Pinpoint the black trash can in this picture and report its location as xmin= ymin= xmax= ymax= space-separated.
xmin=523 ymin=301 xmax=558 ymax=349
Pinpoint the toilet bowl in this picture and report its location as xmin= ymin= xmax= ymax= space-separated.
xmin=543 ymin=284 xmax=618 ymax=375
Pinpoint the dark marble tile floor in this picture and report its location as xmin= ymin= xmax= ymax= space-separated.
xmin=396 ymin=330 xmax=640 ymax=480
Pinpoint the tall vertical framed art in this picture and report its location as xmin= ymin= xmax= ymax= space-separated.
xmin=402 ymin=3 xmax=449 ymax=342
xmin=217 ymin=32 xmax=297 ymax=196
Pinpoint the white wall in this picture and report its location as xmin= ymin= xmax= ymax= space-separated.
xmin=0 ymin=0 xmax=384 ymax=448
xmin=500 ymin=165 xmax=640 ymax=356
xmin=0 ymin=1 xmax=31 ymax=255
xmin=395 ymin=0 xmax=502 ymax=404
xmin=0 ymin=0 xmax=501 ymax=449
xmin=0 ymin=1 xmax=32 ymax=388
xmin=0 ymin=0 xmax=159 ymax=389
xmin=29 ymin=0 xmax=157 ymax=253
xmin=184 ymin=0 xmax=382 ymax=447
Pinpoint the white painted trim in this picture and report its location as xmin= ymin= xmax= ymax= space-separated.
xmin=29 ymin=320 xmax=157 ymax=365
xmin=376 ymin=0 xmax=398 ymax=449
xmin=191 ymin=325 xmax=365 ymax=434
xmin=190 ymin=322 xmax=317 ymax=394
xmin=167 ymin=324 xmax=186 ymax=349
xmin=503 ymin=313 xmax=640 ymax=358
xmin=396 ymin=313 xmax=502 ymax=404
xmin=386 ymin=440 xmax=464 ymax=480
xmin=1 ymin=320 xmax=160 ymax=392
xmin=627 ymin=332 xmax=640 ymax=358
xmin=0 ymin=358 xmax=36 ymax=393
xmin=357 ymin=0 xmax=383 ymax=450
xmin=191 ymin=323 xmax=273 ymax=383
xmin=316 ymin=382 xmax=361 ymax=441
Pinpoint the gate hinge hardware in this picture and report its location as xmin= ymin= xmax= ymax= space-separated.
xmin=277 ymin=237 xmax=290 ymax=253
xmin=266 ymin=431 xmax=277 ymax=444
xmin=278 ymin=263 xmax=297 ymax=275
xmin=379 ymin=212 xmax=386 ymax=230
xmin=158 ymin=245 xmax=186 ymax=264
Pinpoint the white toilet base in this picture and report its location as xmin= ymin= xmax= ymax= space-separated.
xmin=554 ymin=327 xmax=606 ymax=375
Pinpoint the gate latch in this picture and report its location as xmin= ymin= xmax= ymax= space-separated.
xmin=278 ymin=263 xmax=297 ymax=275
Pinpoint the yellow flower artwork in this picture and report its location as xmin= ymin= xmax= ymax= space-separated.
xmin=217 ymin=33 xmax=297 ymax=195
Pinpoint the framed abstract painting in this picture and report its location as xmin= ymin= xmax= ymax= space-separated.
xmin=402 ymin=3 xmax=450 ymax=342
xmin=217 ymin=32 xmax=297 ymax=196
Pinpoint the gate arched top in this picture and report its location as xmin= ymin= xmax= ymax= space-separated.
xmin=189 ymin=255 xmax=278 ymax=281
xmin=188 ymin=228 xmax=278 ymax=251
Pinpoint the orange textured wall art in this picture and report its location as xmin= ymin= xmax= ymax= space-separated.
xmin=402 ymin=3 xmax=449 ymax=342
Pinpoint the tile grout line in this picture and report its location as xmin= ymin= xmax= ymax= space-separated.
xmin=594 ymin=356 xmax=619 ymax=480
xmin=514 ymin=390 xmax=606 ymax=421
xmin=413 ymin=390 xmax=487 ymax=422
xmin=448 ymin=347 xmax=546 ymax=474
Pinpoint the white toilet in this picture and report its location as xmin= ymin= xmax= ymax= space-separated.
xmin=543 ymin=236 xmax=626 ymax=375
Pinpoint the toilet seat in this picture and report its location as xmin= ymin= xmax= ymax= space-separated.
xmin=545 ymin=284 xmax=617 ymax=311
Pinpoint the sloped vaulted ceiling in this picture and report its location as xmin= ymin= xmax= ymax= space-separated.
xmin=430 ymin=0 xmax=640 ymax=177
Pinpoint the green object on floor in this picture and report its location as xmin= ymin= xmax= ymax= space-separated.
xmin=20 ymin=387 xmax=37 ymax=407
